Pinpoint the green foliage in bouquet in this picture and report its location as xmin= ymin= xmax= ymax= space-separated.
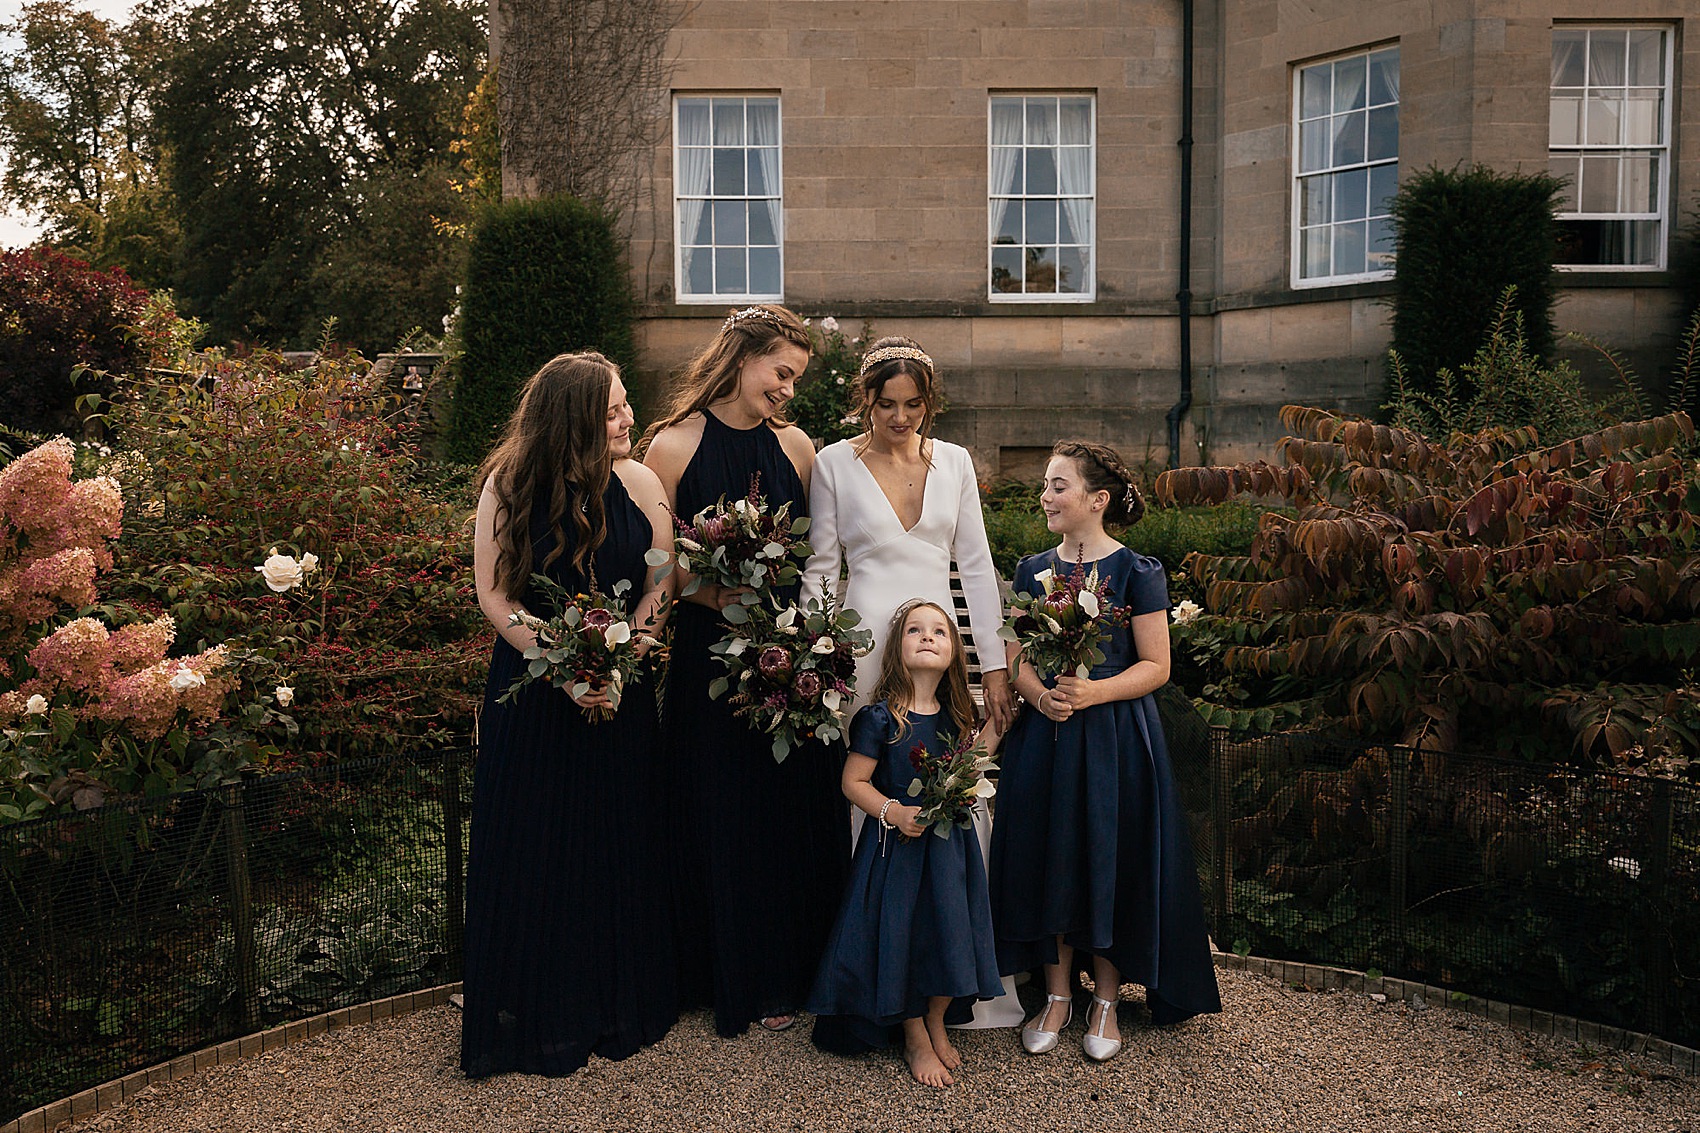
xmin=647 ymin=471 xmax=812 ymax=606
xmin=905 ymin=729 xmax=997 ymax=839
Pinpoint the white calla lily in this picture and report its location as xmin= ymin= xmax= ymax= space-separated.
xmin=811 ymin=636 xmax=836 ymax=654
xmin=1078 ymin=590 xmax=1100 ymax=618
xmin=604 ymin=622 xmax=632 ymax=647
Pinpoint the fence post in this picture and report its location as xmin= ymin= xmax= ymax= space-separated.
xmin=1388 ymin=748 xmax=1410 ymax=974
xmin=1209 ymin=733 xmax=1232 ymax=928
xmin=442 ymin=747 xmax=466 ymax=972
xmin=1643 ymin=778 xmax=1673 ymax=1037
xmin=221 ymin=784 xmax=259 ymax=1033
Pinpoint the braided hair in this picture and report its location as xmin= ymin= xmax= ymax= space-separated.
xmin=1050 ymin=440 xmax=1145 ymax=527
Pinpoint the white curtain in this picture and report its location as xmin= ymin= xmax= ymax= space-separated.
xmin=987 ymin=101 xmax=1024 ymax=245
xmin=749 ymin=100 xmax=782 ymax=246
xmin=1059 ymin=147 xmax=1092 ymax=253
xmin=677 ymin=103 xmax=712 ymax=287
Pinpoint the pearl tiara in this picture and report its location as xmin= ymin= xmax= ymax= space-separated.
xmin=858 ymin=345 xmax=934 ymax=375
xmin=721 ymin=306 xmax=785 ymax=332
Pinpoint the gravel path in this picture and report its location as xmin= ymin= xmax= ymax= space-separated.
xmin=67 ymin=969 xmax=1696 ymax=1133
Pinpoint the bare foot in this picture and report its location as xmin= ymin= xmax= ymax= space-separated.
xmin=904 ymin=1039 xmax=956 ymax=1088
xmin=924 ymin=1015 xmax=962 ymax=1070
xmin=759 ymin=1014 xmax=794 ymax=1032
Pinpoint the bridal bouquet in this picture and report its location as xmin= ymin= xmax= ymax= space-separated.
xmin=647 ymin=472 xmax=811 ymax=606
xmin=708 ymin=591 xmax=873 ymax=762
xmin=998 ymin=554 xmax=1133 ymax=680
xmin=906 ymin=729 xmax=997 ymax=839
xmin=500 ymin=575 xmax=656 ymax=722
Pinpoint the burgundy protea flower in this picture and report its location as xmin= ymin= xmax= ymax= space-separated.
xmin=792 ymin=669 xmax=822 ymax=701
xmin=582 ymin=607 xmax=614 ymax=631
xmin=1043 ymin=589 xmax=1073 ymax=610
xmin=700 ymin=515 xmax=729 ymax=544
xmin=757 ymin=645 xmax=793 ymax=681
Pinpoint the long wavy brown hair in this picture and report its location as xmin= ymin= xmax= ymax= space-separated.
xmin=478 ymin=352 xmax=618 ymax=600
xmin=635 ymin=304 xmax=811 ymax=454
xmin=871 ymin=599 xmax=977 ymax=742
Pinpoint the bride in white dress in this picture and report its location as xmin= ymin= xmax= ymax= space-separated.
xmin=801 ymin=335 xmax=1025 ymax=1028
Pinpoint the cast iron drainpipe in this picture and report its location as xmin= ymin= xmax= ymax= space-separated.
xmin=1165 ymin=0 xmax=1195 ymax=469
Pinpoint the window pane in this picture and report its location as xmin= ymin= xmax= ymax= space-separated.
xmin=678 ymin=147 xmax=711 ymax=196
xmin=714 ymin=247 xmax=746 ymax=293
xmin=1370 ymin=163 xmax=1398 ymax=216
xmin=1025 ymin=199 xmax=1058 ymax=244
xmin=1587 ymin=30 xmax=1627 ymax=86
xmin=1059 ymin=98 xmax=1092 ymax=145
xmin=1550 ymin=95 xmax=1583 ymax=146
xmin=1369 ymin=50 xmax=1400 ymax=106
xmin=1552 ymin=30 xmax=1587 ymax=87
xmin=1057 ymin=246 xmax=1088 ymax=294
xmin=1623 ymin=154 xmax=1656 ymax=213
xmin=1333 ymin=56 xmax=1367 ymax=113
xmin=746 ymin=149 xmax=772 ymax=195
xmin=1585 ymin=95 xmax=1622 ymax=146
xmin=1301 ymin=174 xmax=1332 ymax=226
xmin=1026 ymin=147 xmax=1058 ymax=195
xmin=1300 ymin=64 xmax=1331 ymax=120
xmin=747 ymin=99 xmax=779 ymax=146
xmin=990 ymin=98 xmax=1024 ymax=144
xmin=991 ymin=148 xmax=1024 ymax=196
xmin=1367 ymin=105 xmax=1398 ymax=163
xmin=1628 ymin=29 xmax=1665 ymax=86
xmin=993 ymin=200 xmax=1021 ymax=244
xmin=712 ymin=199 xmax=746 ymax=244
xmin=991 ymin=246 xmax=1023 ymax=293
xmin=749 ymin=247 xmax=780 ymax=295
xmin=1025 ymin=99 xmax=1058 ymax=145
xmin=1300 ymin=120 xmax=1330 ymax=173
xmin=1549 ymin=155 xmax=1581 ymax=211
xmin=1025 ymin=246 xmax=1059 ymax=293
xmin=1301 ymin=227 xmax=1331 ymax=279
xmin=685 ymin=202 xmax=712 ymax=245
xmin=1332 ymin=111 xmax=1366 ymax=166
xmin=1580 ymin=155 xmax=1619 ymax=212
xmin=678 ymin=100 xmax=711 ymax=146
xmin=1624 ymin=89 xmax=1662 ymax=146
xmin=1057 ymin=201 xmax=1082 ymax=244
xmin=748 ymin=200 xmax=778 ymax=245
xmin=1622 ymin=219 xmax=1660 ymax=265
xmin=1367 ymin=217 xmax=1396 ymax=269
xmin=1334 ymin=167 xmax=1368 ymax=221
xmin=1058 ymin=147 xmax=1090 ymax=195
xmin=712 ymin=98 xmax=745 ymax=145
xmin=713 ymin=147 xmax=745 ymax=195
xmin=683 ymin=245 xmax=712 ymax=294
xmin=1334 ymin=221 xmax=1367 ymax=275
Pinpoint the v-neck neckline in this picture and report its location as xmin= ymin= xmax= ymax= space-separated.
xmin=852 ymin=446 xmax=930 ymax=535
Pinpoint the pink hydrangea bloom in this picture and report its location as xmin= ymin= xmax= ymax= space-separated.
xmin=107 ymin=616 xmax=176 ymax=673
xmin=27 ymin=617 xmax=114 ymax=693
xmin=0 ymin=546 xmax=101 ymax=623
xmin=95 ymin=645 xmax=231 ymax=739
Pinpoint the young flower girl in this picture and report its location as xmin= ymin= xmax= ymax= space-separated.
xmin=806 ymin=600 xmax=1004 ymax=1088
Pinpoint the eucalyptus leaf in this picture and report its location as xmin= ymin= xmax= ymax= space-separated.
xmin=708 ymin=676 xmax=729 ymax=699
xmin=908 ymin=780 xmax=922 ymax=797
xmin=723 ymin=603 xmax=750 ymax=624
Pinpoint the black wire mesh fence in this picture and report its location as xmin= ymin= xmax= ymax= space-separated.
xmin=1166 ymin=721 xmax=1699 ymax=1049
xmin=5 ymin=721 xmax=1697 ymax=1121
xmin=1 ymin=748 xmax=473 ymax=1120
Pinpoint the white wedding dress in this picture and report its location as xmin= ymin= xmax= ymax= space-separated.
xmin=802 ymin=437 xmax=1026 ymax=1028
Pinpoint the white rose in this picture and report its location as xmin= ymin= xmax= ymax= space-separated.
xmin=604 ymin=622 xmax=632 ymax=647
xmin=299 ymin=552 xmax=320 ymax=573
xmin=169 ymin=667 xmax=206 ymax=690
xmin=1078 ymin=590 xmax=1100 ymax=618
xmin=1172 ymin=599 xmax=1202 ymax=625
xmin=1606 ymin=855 xmax=1641 ymax=879
xmin=810 ymin=636 xmax=836 ymax=654
xmin=275 ymin=685 xmax=295 ymax=707
xmin=255 ymin=549 xmax=305 ymax=592
xmin=25 ymin=693 xmax=48 ymax=715
xmin=821 ymin=316 xmax=840 ymax=334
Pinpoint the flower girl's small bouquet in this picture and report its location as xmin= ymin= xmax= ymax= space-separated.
xmin=500 ymin=575 xmax=655 ymax=722
xmin=647 ymin=472 xmax=811 ymax=607
xmin=707 ymin=592 xmax=874 ymax=762
xmin=997 ymin=554 xmax=1133 ymax=680
xmin=906 ymin=729 xmax=997 ymax=839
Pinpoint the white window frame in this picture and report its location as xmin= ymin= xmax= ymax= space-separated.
xmin=1549 ymin=25 xmax=1674 ymax=272
xmin=672 ymin=93 xmax=784 ymax=304
xmin=987 ymin=92 xmax=1097 ymax=303
xmin=1290 ymin=45 xmax=1400 ymax=289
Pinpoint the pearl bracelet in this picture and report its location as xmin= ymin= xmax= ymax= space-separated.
xmin=877 ymin=798 xmax=897 ymax=856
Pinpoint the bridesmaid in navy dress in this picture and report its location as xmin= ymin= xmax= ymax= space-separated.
xmin=989 ymin=441 xmax=1221 ymax=1064
xmin=462 ymin=352 xmax=679 ymax=1077
xmin=641 ymin=305 xmax=850 ymax=1036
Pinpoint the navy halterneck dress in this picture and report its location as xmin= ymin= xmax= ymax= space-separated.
xmin=461 ymin=474 xmax=678 ymax=1078
xmin=806 ymin=703 xmax=1003 ymax=1050
xmin=663 ymin=410 xmax=850 ymax=1036
xmin=988 ymin=547 xmax=1222 ymax=1025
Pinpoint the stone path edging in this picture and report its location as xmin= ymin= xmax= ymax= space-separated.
xmin=7 ymin=955 xmax=1697 ymax=1132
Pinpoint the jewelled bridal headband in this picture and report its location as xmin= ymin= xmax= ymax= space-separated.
xmin=857 ymin=345 xmax=934 ymax=376
xmin=722 ymin=306 xmax=785 ymax=332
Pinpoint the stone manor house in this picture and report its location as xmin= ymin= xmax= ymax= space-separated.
xmin=494 ymin=1 xmax=1699 ymax=473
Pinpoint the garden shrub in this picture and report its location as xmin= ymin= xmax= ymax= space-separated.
xmin=0 ymin=247 xmax=155 ymax=436
xmin=789 ymin=316 xmax=870 ymax=445
xmin=1156 ymin=401 xmax=1699 ymax=767
xmin=0 ymin=439 xmax=270 ymax=821
xmin=96 ymin=344 xmax=488 ymax=761
xmin=444 ymin=195 xmax=636 ymax=463
xmin=1389 ymin=165 xmax=1563 ymax=399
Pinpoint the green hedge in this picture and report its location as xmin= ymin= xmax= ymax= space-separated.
xmin=445 ymin=196 xmax=636 ymax=464
xmin=1389 ymin=166 xmax=1563 ymax=396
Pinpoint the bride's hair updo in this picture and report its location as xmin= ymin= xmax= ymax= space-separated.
xmin=853 ymin=335 xmax=943 ymax=446
xmin=1051 ymin=440 xmax=1146 ymax=527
